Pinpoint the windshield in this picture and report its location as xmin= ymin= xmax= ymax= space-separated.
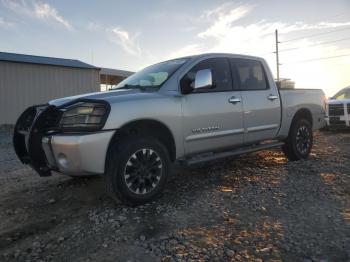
xmin=332 ymin=88 xmax=350 ymax=100
xmin=112 ymin=58 xmax=188 ymax=90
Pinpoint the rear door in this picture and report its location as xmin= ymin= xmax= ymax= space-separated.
xmin=230 ymin=58 xmax=281 ymax=143
xmin=181 ymin=57 xmax=244 ymax=155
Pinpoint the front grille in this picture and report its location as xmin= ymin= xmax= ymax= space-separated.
xmin=329 ymin=104 xmax=344 ymax=116
xmin=329 ymin=117 xmax=346 ymax=125
xmin=16 ymin=107 xmax=37 ymax=133
xmin=36 ymin=106 xmax=62 ymax=131
xmin=13 ymin=105 xmax=61 ymax=176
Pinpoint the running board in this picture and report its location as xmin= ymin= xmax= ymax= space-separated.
xmin=184 ymin=141 xmax=284 ymax=165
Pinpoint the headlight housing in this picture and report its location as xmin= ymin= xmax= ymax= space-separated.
xmin=59 ymin=100 xmax=110 ymax=131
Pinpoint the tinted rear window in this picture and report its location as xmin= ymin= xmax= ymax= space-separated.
xmin=231 ymin=59 xmax=268 ymax=90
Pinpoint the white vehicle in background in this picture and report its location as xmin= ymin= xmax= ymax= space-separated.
xmin=326 ymin=86 xmax=350 ymax=128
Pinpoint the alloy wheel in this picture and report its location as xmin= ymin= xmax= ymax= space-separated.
xmin=295 ymin=125 xmax=311 ymax=155
xmin=124 ymin=148 xmax=163 ymax=195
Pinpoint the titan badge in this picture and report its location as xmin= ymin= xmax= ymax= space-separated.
xmin=192 ymin=125 xmax=220 ymax=133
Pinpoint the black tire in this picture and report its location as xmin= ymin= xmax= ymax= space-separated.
xmin=105 ymin=136 xmax=170 ymax=206
xmin=282 ymin=118 xmax=313 ymax=161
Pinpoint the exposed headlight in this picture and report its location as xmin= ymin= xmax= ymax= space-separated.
xmin=59 ymin=101 xmax=110 ymax=131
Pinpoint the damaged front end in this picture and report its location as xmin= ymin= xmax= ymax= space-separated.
xmin=13 ymin=100 xmax=112 ymax=177
xmin=13 ymin=105 xmax=62 ymax=176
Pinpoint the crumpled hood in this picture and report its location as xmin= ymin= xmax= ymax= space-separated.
xmin=327 ymin=98 xmax=350 ymax=104
xmin=49 ymin=89 xmax=158 ymax=107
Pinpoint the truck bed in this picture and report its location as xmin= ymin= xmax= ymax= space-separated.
xmin=278 ymin=88 xmax=326 ymax=137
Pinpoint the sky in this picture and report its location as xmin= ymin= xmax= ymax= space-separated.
xmin=0 ymin=0 xmax=349 ymax=96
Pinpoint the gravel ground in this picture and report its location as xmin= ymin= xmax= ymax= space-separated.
xmin=0 ymin=126 xmax=349 ymax=262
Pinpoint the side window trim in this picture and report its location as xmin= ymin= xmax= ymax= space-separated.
xmin=228 ymin=58 xmax=240 ymax=91
xmin=260 ymin=61 xmax=271 ymax=90
xmin=231 ymin=58 xmax=270 ymax=91
xmin=180 ymin=57 xmax=234 ymax=94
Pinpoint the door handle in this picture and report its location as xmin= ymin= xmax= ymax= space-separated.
xmin=267 ymin=94 xmax=278 ymax=101
xmin=228 ymin=96 xmax=241 ymax=104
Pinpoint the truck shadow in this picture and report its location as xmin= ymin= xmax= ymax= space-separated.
xmin=155 ymin=134 xmax=350 ymax=261
xmin=152 ymin=153 xmax=350 ymax=261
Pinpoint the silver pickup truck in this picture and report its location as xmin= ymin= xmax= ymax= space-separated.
xmin=13 ymin=53 xmax=325 ymax=205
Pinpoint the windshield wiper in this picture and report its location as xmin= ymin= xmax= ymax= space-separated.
xmin=109 ymin=84 xmax=140 ymax=91
xmin=118 ymin=84 xmax=141 ymax=89
xmin=110 ymin=84 xmax=159 ymax=91
xmin=109 ymin=84 xmax=146 ymax=90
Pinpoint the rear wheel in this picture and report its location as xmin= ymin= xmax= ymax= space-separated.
xmin=283 ymin=118 xmax=313 ymax=161
xmin=106 ymin=136 xmax=170 ymax=206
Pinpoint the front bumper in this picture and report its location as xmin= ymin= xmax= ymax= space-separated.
xmin=13 ymin=104 xmax=114 ymax=176
xmin=326 ymin=103 xmax=350 ymax=127
xmin=42 ymin=131 xmax=114 ymax=175
xmin=325 ymin=116 xmax=350 ymax=127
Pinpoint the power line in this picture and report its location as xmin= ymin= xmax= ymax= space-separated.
xmin=278 ymin=36 xmax=350 ymax=53
xmin=282 ymin=26 xmax=350 ymax=43
xmin=260 ymin=31 xmax=350 ymax=56
xmin=259 ymin=51 xmax=275 ymax=56
xmin=315 ymin=11 xmax=349 ymax=21
xmin=261 ymin=36 xmax=350 ymax=55
xmin=282 ymin=53 xmax=350 ymax=64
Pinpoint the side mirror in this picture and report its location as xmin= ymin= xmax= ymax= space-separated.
xmin=194 ymin=69 xmax=213 ymax=90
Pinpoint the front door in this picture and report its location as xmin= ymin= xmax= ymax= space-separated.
xmin=181 ymin=57 xmax=244 ymax=155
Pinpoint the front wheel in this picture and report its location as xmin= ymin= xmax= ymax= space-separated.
xmin=105 ymin=136 xmax=170 ymax=206
xmin=282 ymin=118 xmax=313 ymax=161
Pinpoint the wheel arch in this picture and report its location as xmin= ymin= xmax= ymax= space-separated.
xmin=291 ymin=108 xmax=313 ymax=128
xmin=106 ymin=119 xmax=177 ymax=166
xmin=282 ymin=108 xmax=314 ymax=161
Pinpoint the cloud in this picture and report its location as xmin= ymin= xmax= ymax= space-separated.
xmin=291 ymin=21 xmax=350 ymax=31
xmin=168 ymin=44 xmax=203 ymax=59
xmin=1 ymin=0 xmax=72 ymax=30
xmin=0 ymin=0 xmax=31 ymax=16
xmin=33 ymin=1 xmax=72 ymax=29
xmin=153 ymin=2 xmax=350 ymax=56
xmin=86 ymin=21 xmax=102 ymax=32
xmin=198 ymin=5 xmax=252 ymax=38
xmin=0 ymin=17 xmax=14 ymax=28
xmin=194 ymin=4 xmax=350 ymax=56
xmin=107 ymin=27 xmax=142 ymax=56
xmin=170 ymin=2 xmax=350 ymax=57
xmin=164 ymin=2 xmax=350 ymax=96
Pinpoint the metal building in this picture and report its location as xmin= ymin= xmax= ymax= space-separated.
xmin=0 ymin=52 xmax=133 ymax=124
xmin=100 ymin=67 xmax=134 ymax=91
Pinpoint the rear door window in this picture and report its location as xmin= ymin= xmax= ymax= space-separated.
xmin=230 ymin=59 xmax=268 ymax=90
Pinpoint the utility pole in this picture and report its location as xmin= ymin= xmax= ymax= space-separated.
xmin=275 ymin=29 xmax=280 ymax=81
